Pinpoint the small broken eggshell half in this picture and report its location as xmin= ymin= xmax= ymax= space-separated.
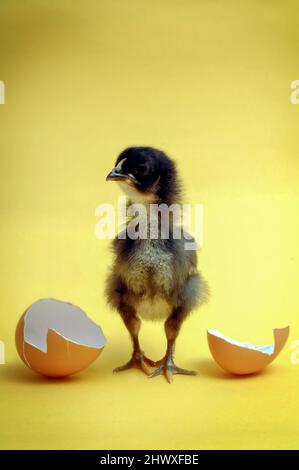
xmin=207 ymin=327 xmax=289 ymax=375
xmin=16 ymin=298 xmax=106 ymax=378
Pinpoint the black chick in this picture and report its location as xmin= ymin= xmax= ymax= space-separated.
xmin=105 ymin=146 xmax=207 ymax=383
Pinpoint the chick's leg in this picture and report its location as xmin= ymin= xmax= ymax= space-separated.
xmin=114 ymin=305 xmax=156 ymax=375
xmin=149 ymin=307 xmax=197 ymax=383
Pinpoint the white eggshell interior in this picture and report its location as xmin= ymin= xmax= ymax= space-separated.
xmin=24 ymin=298 xmax=107 ymax=353
xmin=208 ymin=329 xmax=274 ymax=355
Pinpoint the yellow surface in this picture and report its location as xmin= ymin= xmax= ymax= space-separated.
xmin=0 ymin=0 xmax=299 ymax=450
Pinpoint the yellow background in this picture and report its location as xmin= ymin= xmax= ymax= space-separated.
xmin=0 ymin=0 xmax=299 ymax=450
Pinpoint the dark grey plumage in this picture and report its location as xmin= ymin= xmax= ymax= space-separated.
xmin=105 ymin=146 xmax=207 ymax=383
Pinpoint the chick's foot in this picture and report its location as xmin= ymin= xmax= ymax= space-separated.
xmin=113 ymin=350 xmax=156 ymax=376
xmin=149 ymin=356 xmax=197 ymax=383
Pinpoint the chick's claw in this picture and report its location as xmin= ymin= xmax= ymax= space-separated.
xmin=142 ymin=356 xmax=160 ymax=368
xmin=113 ymin=351 xmax=156 ymax=376
xmin=149 ymin=358 xmax=197 ymax=383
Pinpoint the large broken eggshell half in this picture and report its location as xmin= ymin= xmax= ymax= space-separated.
xmin=207 ymin=326 xmax=289 ymax=375
xmin=16 ymin=298 xmax=106 ymax=378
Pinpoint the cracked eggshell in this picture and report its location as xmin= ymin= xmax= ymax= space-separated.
xmin=207 ymin=326 xmax=289 ymax=375
xmin=16 ymin=298 xmax=107 ymax=378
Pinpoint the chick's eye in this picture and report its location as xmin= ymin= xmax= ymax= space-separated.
xmin=134 ymin=164 xmax=149 ymax=177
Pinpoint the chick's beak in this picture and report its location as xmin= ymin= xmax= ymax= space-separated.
xmin=106 ymin=168 xmax=138 ymax=185
xmin=106 ymin=168 xmax=127 ymax=182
